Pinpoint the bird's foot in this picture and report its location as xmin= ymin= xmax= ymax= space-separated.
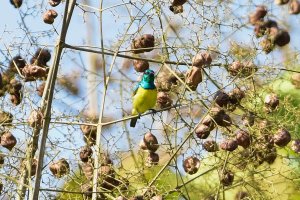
xmin=149 ymin=109 xmax=157 ymax=114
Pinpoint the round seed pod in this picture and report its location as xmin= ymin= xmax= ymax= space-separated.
xmin=260 ymin=38 xmax=275 ymax=54
xmin=241 ymin=61 xmax=258 ymax=77
xmin=228 ymin=88 xmax=245 ymax=105
xmin=22 ymin=65 xmax=47 ymax=81
xmin=183 ymin=156 xmax=200 ymax=175
xmin=0 ymin=154 xmax=4 ymax=165
xmin=10 ymin=93 xmax=22 ymax=106
xmin=79 ymin=146 xmax=93 ymax=162
xmin=228 ymin=61 xmax=244 ymax=76
xmin=249 ymin=5 xmax=268 ymax=25
xmin=10 ymin=0 xmax=22 ymax=8
xmin=254 ymin=23 xmax=267 ymax=38
xmin=264 ymin=93 xmax=279 ymax=110
xmin=30 ymin=48 xmax=51 ymax=67
xmin=0 ymin=111 xmax=13 ymax=124
xmin=235 ymin=191 xmax=249 ymax=200
xmin=143 ymin=132 xmax=159 ymax=152
xmin=43 ymin=10 xmax=58 ymax=24
xmin=9 ymin=55 xmax=26 ymax=73
xmin=0 ymin=181 xmax=3 ymax=194
xmin=81 ymin=183 xmax=92 ymax=198
xmin=217 ymin=113 xmax=232 ymax=127
xmin=157 ymin=92 xmax=172 ymax=109
xmin=273 ymin=128 xmax=291 ymax=147
xmin=291 ymin=139 xmax=300 ymax=153
xmin=131 ymin=34 xmax=155 ymax=54
xmin=274 ymin=29 xmax=290 ymax=46
xmin=220 ymin=139 xmax=238 ymax=151
xmin=264 ymin=147 xmax=277 ymax=164
xmin=289 ymin=0 xmax=300 ymax=14
xmin=1 ymin=132 xmax=17 ymax=151
xmin=81 ymin=162 xmax=93 ymax=180
xmin=195 ymin=124 xmax=211 ymax=139
xmin=28 ymin=110 xmax=44 ymax=129
xmin=80 ymin=124 xmax=97 ymax=145
xmin=146 ymin=152 xmax=159 ymax=166
xmin=275 ymin=0 xmax=290 ymax=5
xmin=203 ymin=140 xmax=218 ymax=152
xmin=133 ymin=59 xmax=149 ymax=72
xmin=37 ymin=82 xmax=46 ymax=97
xmin=214 ymin=90 xmax=230 ymax=107
xmin=49 ymin=158 xmax=70 ymax=178
xmin=8 ymin=79 xmax=22 ymax=95
xmin=220 ymin=170 xmax=234 ymax=186
xmin=236 ymin=130 xmax=251 ymax=148
xmin=49 ymin=0 xmax=61 ymax=7
xmin=185 ymin=66 xmax=202 ymax=91
xmin=192 ymin=52 xmax=212 ymax=67
xmin=201 ymin=115 xmax=215 ymax=131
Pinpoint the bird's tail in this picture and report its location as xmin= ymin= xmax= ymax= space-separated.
xmin=130 ymin=117 xmax=138 ymax=127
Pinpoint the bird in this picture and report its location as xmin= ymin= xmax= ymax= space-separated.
xmin=130 ymin=69 xmax=157 ymax=127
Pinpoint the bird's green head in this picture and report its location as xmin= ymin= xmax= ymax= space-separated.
xmin=142 ymin=69 xmax=155 ymax=83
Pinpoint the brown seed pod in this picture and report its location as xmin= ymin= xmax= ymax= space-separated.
xmin=235 ymin=191 xmax=249 ymax=200
xmin=228 ymin=88 xmax=245 ymax=105
xmin=143 ymin=132 xmax=159 ymax=152
xmin=264 ymin=93 xmax=279 ymax=110
xmin=1 ymin=132 xmax=17 ymax=151
xmin=289 ymin=0 xmax=300 ymax=14
xmin=30 ymin=48 xmax=51 ymax=67
xmin=254 ymin=23 xmax=267 ymax=38
xmin=273 ymin=29 xmax=290 ymax=46
xmin=0 ymin=154 xmax=4 ymax=165
xmin=28 ymin=110 xmax=44 ymax=129
xmin=9 ymin=55 xmax=26 ymax=73
xmin=10 ymin=93 xmax=22 ymax=106
xmin=275 ymin=0 xmax=290 ymax=5
xmin=260 ymin=38 xmax=275 ymax=54
xmin=79 ymin=146 xmax=93 ymax=162
xmin=264 ymin=147 xmax=277 ymax=164
xmin=183 ymin=156 xmax=200 ymax=175
xmin=43 ymin=10 xmax=58 ymax=24
xmin=146 ymin=152 xmax=159 ymax=166
xmin=209 ymin=106 xmax=225 ymax=123
xmin=133 ymin=59 xmax=149 ymax=72
xmin=81 ymin=162 xmax=93 ymax=180
xmin=217 ymin=113 xmax=232 ymax=127
xmin=8 ymin=79 xmax=22 ymax=95
xmin=236 ymin=130 xmax=251 ymax=148
xmin=291 ymin=73 xmax=300 ymax=88
xmin=185 ymin=66 xmax=202 ymax=91
xmin=10 ymin=0 xmax=22 ymax=8
xmin=203 ymin=140 xmax=219 ymax=152
xmin=228 ymin=61 xmax=244 ymax=76
xmin=291 ymin=139 xmax=300 ymax=153
xmin=49 ymin=0 xmax=61 ymax=7
xmin=80 ymin=124 xmax=97 ymax=145
xmin=249 ymin=5 xmax=268 ymax=25
xmin=201 ymin=115 xmax=215 ymax=131
xmin=192 ymin=52 xmax=212 ymax=68
xmin=131 ymin=34 xmax=155 ymax=54
xmin=22 ymin=65 xmax=47 ymax=81
xmin=214 ymin=90 xmax=230 ymax=107
xmin=0 ymin=73 xmax=2 ymax=89
xmin=21 ymin=158 xmax=38 ymax=176
xmin=0 ymin=111 xmax=13 ymax=124
xmin=81 ymin=183 xmax=92 ymax=198
xmin=157 ymin=92 xmax=173 ymax=109
xmin=219 ymin=170 xmax=234 ymax=186
xmin=169 ymin=4 xmax=184 ymax=14
xmin=220 ymin=139 xmax=238 ymax=151
xmin=273 ymin=128 xmax=291 ymax=147
xmin=0 ymin=181 xmax=3 ymax=194
xmin=99 ymin=165 xmax=116 ymax=190
xmin=37 ymin=82 xmax=45 ymax=97
xmin=195 ymin=124 xmax=211 ymax=139
xmin=49 ymin=158 xmax=70 ymax=178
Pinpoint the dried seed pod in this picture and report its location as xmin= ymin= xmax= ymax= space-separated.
xmin=214 ymin=90 xmax=230 ymax=107
xmin=291 ymin=139 xmax=300 ymax=153
xmin=291 ymin=73 xmax=300 ymax=88
xmin=185 ymin=66 xmax=202 ymax=91
xmin=80 ymin=146 xmax=93 ymax=162
xmin=202 ymin=115 xmax=215 ymax=131
xmin=8 ymin=79 xmax=22 ymax=95
xmin=1 ymin=132 xmax=17 ymax=151
xmin=242 ymin=112 xmax=255 ymax=126
xmin=254 ymin=23 xmax=267 ymax=38
xmin=80 ymin=124 xmax=97 ymax=145
xmin=0 ymin=155 xmax=4 ymax=165
xmin=228 ymin=61 xmax=244 ymax=76
xmin=289 ymin=0 xmax=300 ymax=14
xmin=131 ymin=34 xmax=155 ymax=54
xmin=220 ymin=139 xmax=238 ymax=151
xmin=235 ymin=191 xmax=249 ymax=200
xmin=43 ymin=9 xmax=58 ymax=24
xmin=10 ymin=0 xmax=22 ymax=8
xmin=30 ymin=48 xmax=51 ymax=67
xmin=0 ymin=73 xmax=2 ymax=89
xmin=220 ymin=170 xmax=234 ymax=186
xmin=143 ymin=132 xmax=159 ymax=152
xmin=49 ymin=158 xmax=70 ymax=178
xmin=209 ymin=106 xmax=226 ymax=124
xmin=273 ymin=29 xmax=290 ymax=46
xmin=183 ymin=156 xmax=200 ymax=175
xmin=217 ymin=113 xmax=232 ymax=127
xmin=99 ymin=165 xmax=116 ymax=190
xmin=49 ymin=0 xmax=61 ymax=7
xmin=0 ymin=111 xmax=13 ymax=124
xmin=203 ymin=140 xmax=218 ymax=152
xmin=192 ymin=52 xmax=212 ymax=67
xmin=146 ymin=152 xmax=159 ymax=166
xmin=0 ymin=181 xmax=3 ymax=194
xmin=169 ymin=4 xmax=184 ymax=14
xmin=22 ymin=65 xmax=47 ymax=81
xmin=275 ymin=0 xmax=290 ymax=4
xmin=236 ymin=130 xmax=251 ymax=148
xmin=260 ymin=38 xmax=275 ymax=54
xmin=28 ymin=110 xmax=43 ymax=129
xmin=264 ymin=93 xmax=279 ymax=110
xmin=36 ymin=82 xmax=45 ymax=97
xmin=9 ymin=55 xmax=26 ymax=73
xmin=273 ymin=128 xmax=291 ymax=147
xmin=10 ymin=93 xmax=22 ymax=106
xmin=228 ymin=88 xmax=245 ymax=104
xmin=81 ymin=162 xmax=93 ymax=180
xmin=195 ymin=124 xmax=211 ymax=139
xmin=264 ymin=147 xmax=277 ymax=164
xmin=133 ymin=59 xmax=149 ymax=72
xmin=81 ymin=183 xmax=92 ymax=198
xmin=249 ymin=5 xmax=268 ymax=25
xmin=21 ymin=158 xmax=38 ymax=176
xmin=157 ymin=92 xmax=172 ymax=109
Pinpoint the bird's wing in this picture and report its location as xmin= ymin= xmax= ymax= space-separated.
xmin=132 ymin=82 xmax=140 ymax=96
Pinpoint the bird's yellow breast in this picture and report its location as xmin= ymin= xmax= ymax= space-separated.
xmin=132 ymin=87 xmax=157 ymax=115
